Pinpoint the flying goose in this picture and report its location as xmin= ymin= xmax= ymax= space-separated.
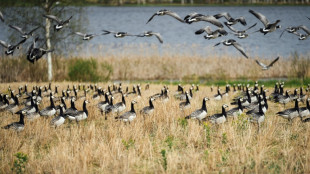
xmin=227 ymin=98 xmax=243 ymax=118
xmin=102 ymin=30 xmax=138 ymax=38
xmin=179 ymin=92 xmax=191 ymax=111
xmin=9 ymin=25 xmax=40 ymax=39
xmin=0 ymin=38 xmax=26 ymax=55
xmin=2 ymin=111 xmax=25 ymax=132
xmin=208 ymin=104 xmax=229 ymax=124
xmin=27 ymin=37 xmax=54 ymax=64
xmin=146 ymin=9 xmax=184 ymax=24
xmin=249 ymin=9 xmax=281 ymax=35
xmin=255 ymin=57 xmax=279 ymax=70
xmin=225 ymin=23 xmax=257 ymax=39
xmin=279 ymin=26 xmax=300 ymax=38
xmin=115 ymin=100 xmax=137 ymax=123
xmin=293 ymin=25 xmax=310 ymax=40
xmin=39 ymin=94 xmax=56 ymax=117
xmin=140 ymin=97 xmax=155 ymax=116
xmin=74 ymin=32 xmax=104 ymax=40
xmin=185 ymin=97 xmax=209 ymax=124
xmin=195 ymin=26 xmax=228 ymax=40
xmin=43 ymin=14 xmax=72 ymax=31
xmin=184 ymin=12 xmax=223 ymax=28
xmin=70 ymin=100 xmax=89 ymax=122
xmin=299 ymin=98 xmax=310 ymax=118
xmin=50 ymin=104 xmax=66 ymax=127
xmin=137 ymin=31 xmax=163 ymax=43
xmin=0 ymin=10 xmax=4 ymax=22
xmin=277 ymin=99 xmax=300 ymax=122
xmin=214 ymin=39 xmax=248 ymax=59
xmin=214 ymin=12 xmax=247 ymax=26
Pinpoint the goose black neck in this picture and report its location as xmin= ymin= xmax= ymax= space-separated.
xmin=306 ymin=100 xmax=310 ymax=109
xmin=104 ymin=93 xmax=109 ymax=102
xmin=294 ymin=99 xmax=299 ymax=109
xmin=186 ymin=94 xmax=190 ymax=104
xmin=217 ymin=89 xmax=221 ymax=95
xmin=149 ymin=99 xmax=154 ymax=108
xmin=201 ymin=99 xmax=207 ymax=111
xmin=34 ymin=103 xmax=39 ymax=112
xmin=300 ymin=87 xmax=303 ymax=95
xmin=71 ymin=99 xmax=76 ymax=109
xmin=264 ymin=98 xmax=268 ymax=109
xmin=61 ymin=98 xmax=67 ymax=109
xmin=55 ymin=86 xmax=58 ymax=94
xmin=130 ymin=103 xmax=136 ymax=113
xmin=38 ymin=88 xmax=42 ymax=97
xmin=259 ymin=103 xmax=263 ymax=114
xmin=190 ymin=89 xmax=193 ymax=97
xmin=222 ymin=106 xmax=227 ymax=118
xmin=83 ymin=101 xmax=88 ymax=116
xmin=14 ymin=96 xmax=19 ymax=105
xmin=50 ymin=96 xmax=55 ymax=108
xmin=122 ymin=95 xmax=126 ymax=105
xmin=19 ymin=113 xmax=24 ymax=125
xmin=238 ymin=99 xmax=243 ymax=111
xmin=247 ymin=92 xmax=251 ymax=103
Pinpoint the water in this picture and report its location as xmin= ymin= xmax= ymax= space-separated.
xmin=0 ymin=6 xmax=310 ymax=59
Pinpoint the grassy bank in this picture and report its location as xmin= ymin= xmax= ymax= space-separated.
xmin=0 ymin=53 xmax=309 ymax=83
xmin=0 ymin=82 xmax=309 ymax=173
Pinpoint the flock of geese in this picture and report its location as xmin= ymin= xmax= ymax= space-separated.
xmin=0 ymin=9 xmax=309 ymax=67
xmin=1 ymin=82 xmax=310 ymax=132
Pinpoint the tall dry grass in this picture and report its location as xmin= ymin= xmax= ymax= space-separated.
xmin=0 ymin=82 xmax=310 ymax=173
xmin=1 ymin=53 xmax=309 ymax=82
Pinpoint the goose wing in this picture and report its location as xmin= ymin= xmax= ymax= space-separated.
xmin=28 ymin=26 xmax=40 ymax=35
xmin=9 ymin=25 xmax=25 ymax=34
xmin=102 ymin=30 xmax=117 ymax=34
xmin=62 ymin=16 xmax=73 ymax=25
xmin=198 ymin=15 xmax=223 ymax=28
xmin=74 ymin=32 xmax=86 ymax=37
xmin=150 ymin=32 xmax=163 ymax=43
xmin=0 ymin=40 xmax=9 ymax=48
xmin=146 ymin=13 xmax=157 ymax=24
xmin=225 ymin=24 xmax=239 ymax=33
xmin=217 ymin=28 xmax=228 ymax=35
xmin=245 ymin=23 xmax=257 ymax=31
xmin=255 ymin=60 xmax=267 ymax=68
xmin=232 ymin=42 xmax=248 ymax=58
xmin=0 ymin=10 xmax=4 ymax=22
xmin=14 ymin=38 xmax=27 ymax=48
xmin=43 ymin=14 xmax=61 ymax=23
xmin=298 ymin=25 xmax=310 ymax=35
xmin=249 ymin=10 xmax=269 ymax=27
xmin=214 ymin=12 xmax=232 ymax=21
xmin=267 ymin=57 xmax=279 ymax=68
xmin=166 ymin=11 xmax=184 ymax=23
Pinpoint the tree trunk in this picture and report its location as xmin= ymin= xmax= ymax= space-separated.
xmin=45 ymin=0 xmax=53 ymax=81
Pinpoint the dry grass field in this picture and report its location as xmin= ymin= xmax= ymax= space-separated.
xmin=0 ymin=82 xmax=310 ymax=173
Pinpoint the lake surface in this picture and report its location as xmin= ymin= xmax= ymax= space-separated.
xmin=0 ymin=6 xmax=310 ymax=59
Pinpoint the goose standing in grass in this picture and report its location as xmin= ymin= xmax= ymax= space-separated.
xmin=103 ymin=96 xmax=114 ymax=120
xmin=111 ymin=93 xmax=126 ymax=115
xmin=115 ymin=100 xmax=137 ymax=123
xmin=8 ymin=25 xmax=40 ymax=39
xmin=55 ymin=97 xmax=67 ymax=114
xmin=102 ymin=30 xmax=138 ymax=38
xmin=227 ymin=98 xmax=243 ymax=118
xmin=146 ymin=9 xmax=184 ymax=24
xmin=140 ymin=97 xmax=155 ymax=116
xmin=289 ymin=88 xmax=299 ymax=100
xmin=26 ymin=102 xmax=40 ymax=121
xmin=74 ymin=32 xmax=104 ymax=40
xmin=179 ymin=92 xmax=191 ymax=111
xmin=184 ymin=12 xmax=224 ymax=28
xmin=214 ymin=39 xmax=248 ymax=59
xmin=214 ymin=89 xmax=222 ymax=101
xmin=5 ymin=94 xmax=19 ymax=114
xmin=137 ymin=31 xmax=163 ymax=43
xmin=299 ymin=87 xmax=306 ymax=102
xmin=65 ymin=98 xmax=78 ymax=120
xmin=98 ymin=92 xmax=110 ymax=112
xmin=185 ymin=97 xmax=209 ymax=124
xmin=249 ymin=9 xmax=281 ymax=35
xmin=71 ymin=100 xmax=89 ymax=123
xmin=255 ymin=57 xmax=280 ymax=70
xmin=0 ymin=95 xmax=9 ymax=111
xmin=299 ymin=98 xmax=310 ymax=118
xmin=43 ymin=14 xmax=72 ymax=31
xmin=2 ymin=111 xmax=25 ymax=132
xmin=214 ymin=12 xmax=247 ymax=26
xmin=247 ymin=102 xmax=265 ymax=132
xmin=17 ymin=96 xmax=36 ymax=114
xmin=0 ymin=10 xmax=4 ymax=22
xmin=195 ymin=26 xmax=228 ymax=40
xmin=0 ymin=38 xmax=26 ymax=55
xmin=39 ymin=94 xmax=56 ymax=117
xmin=277 ymin=99 xmax=300 ymax=122
xmin=50 ymin=104 xmax=66 ymax=127
xmin=275 ymin=90 xmax=291 ymax=108
xmin=208 ymin=104 xmax=229 ymax=124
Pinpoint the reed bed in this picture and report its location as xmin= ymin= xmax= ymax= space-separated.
xmin=0 ymin=82 xmax=309 ymax=173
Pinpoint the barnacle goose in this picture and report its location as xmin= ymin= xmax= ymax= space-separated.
xmin=39 ymin=94 xmax=56 ymax=117
xmin=227 ymin=98 xmax=243 ymax=118
xmin=70 ymin=100 xmax=89 ymax=123
xmin=185 ymin=97 xmax=209 ymax=124
xmin=208 ymin=104 xmax=229 ymax=124
xmin=2 ymin=111 xmax=25 ymax=132
xmin=50 ymin=104 xmax=66 ymax=127
xmin=179 ymin=92 xmax=191 ymax=111
xmin=115 ymin=100 xmax=137 ymax=123
xmin=299 ymin=98 xmax=310 ymax=118
xmin=140 ymin=97 xmax=155 ymax=116
xmin=247 ymin=102 xmax=265 ymax=132
xmin=277 ymin=99 xmax=300 ymax=122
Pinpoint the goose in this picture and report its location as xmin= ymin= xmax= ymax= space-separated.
xmin=5 ymin=94 xmax=19 ymax=114
xmin=140 ymin=97 xmax=155 ymax=115
xmin=102 ymin=30 xmax=138 ymax=38
xmin=227 ymin=98 xmax=243 ymax=118
xmin=55 ymin=97 xmax=67 ymax=114
xmin=27 ymin=45 xmax=54 ymax=64
xmin=214 ymin=12 xmax=247 ymax=26
xmin=43 ymin=14 xmax=72 ymax=31
xmin=8 ymin=25 xmax=40 ymax=39
xmin=0 ymin=38 xmax=26 ymax=55
xmin=115 ymin=100 xmax=137 ymax=123
xmin=64 ymin=98 xmax=78 ymax=119
xmin=74 ymin=32 xmax=104 ymax=40
xmin=39 ymin=94 xmax=56 ymax=117
xmin=137 ymin=31 xmax=163 ymax=43
xmin=0 ymin=10 xmax=4 ymax=22
xmin=70 ymin=100 xmax=89 ymax=123
xmin=160 ymin=89 xmax=169 ymax=103
xmin=249 ymin=9 xmax=281 ymax=35
xmin=275 ymin=90 xmax=291 ymax=107
xmin=214 ymin=39 xmax=248 ymax=59
xmin=179 ymin=92 xmax=191 ymax=111
xmin=26 ymin=101 xmax=40 ymax=121
xmin=225 ymin=23 xmax=257 ymax=39
xmin=208 ymin=104 xmax=229 ymax=124
xmin=277 ymin=99 xmax=300 ymax=122
xmin=111 ymin=93 xmax=126 ymax=115
xmin=2 ymin=111 xmax=25 ymax=132
xmin=255 ymin=57 xmax=279 ymax=70
xmin=184 ymin=12 xmax=223 ymax=28
xmin=17 ymin=96 xmax=36 ymax=114
xmin=222 ymin=84 xmax=230 ymax=97
xmin=185 ymin=97 xmax=209 ymax=124
xmin=289 ymin=88 xmax=299 ymax=100
xmin=246 ymin=96 xmax=268 ymax=114
xmin=195 ymin=26 xmax=228 ymax=40
xmin=214 ymin=89 xmax=222 ymax=101
xmin=103 ymin=96 xmax=114 ymax=120
xmin=293 ymin=25 xmax=310 ymax=40
xmin=50 ymin=104 xmax=66 ymax=127
xmin=0 ymin=95 xmax=9 ymax=110
xmin=299 ymin=98 xmax=310 ymax=118
xmin=279 ymin=26 xmax=300 ymax=38
xmin=98 ymin=92 xmax=110 ymax=112
xmin=146 ymin=9 xmax=184 ymax=24
xmin=299 ymin=87 xmax=306 ymax=102
xmin=247 ymin=102 xmax=265 ymax=131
